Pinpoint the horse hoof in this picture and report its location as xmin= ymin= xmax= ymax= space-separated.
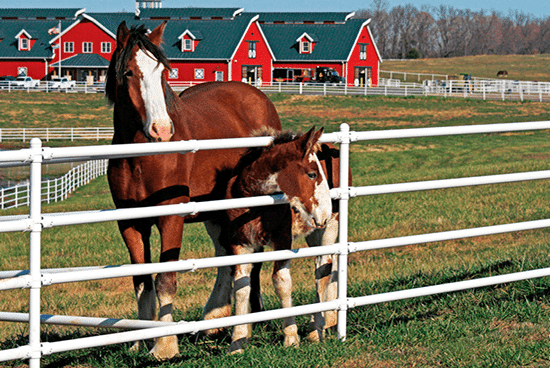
xmin=284 ymin=334 xmax=300 ymax=348
xmin=149 ymin=336 xmax=180 ymax=360
xmin=228 ymin=337 xmax=247 ymax=354
xmin=307 ymin=329 xmax=324 ymax=343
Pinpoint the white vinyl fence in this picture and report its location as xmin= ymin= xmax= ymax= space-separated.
xmin=2 ymin=122 xmax=550 ymax=366
xmin=4 ymin=77 xmax=550 ymax=102
xmin=0 ymin=128 xmax=114 ymax=142
xmin=0 ymin=160 xmax=108 ymax=209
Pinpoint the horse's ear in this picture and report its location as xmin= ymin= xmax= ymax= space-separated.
xmin=148 ymin=21 xmax=167 ymax=46
xmin=116 ymin=21 xmax=130 ymax=50
xmin=297 ymin=126 xmax=323 ymax=158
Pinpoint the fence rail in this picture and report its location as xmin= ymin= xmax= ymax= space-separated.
xmin=0 ymin=160 xmax=108 ymax=209
xmin=0 ymin=128 xmax=114 ymax=142
xmin=2 ymin=122 xmax=550 ymax=366
xmin=3 ymin=78 xmax=550 ymax=102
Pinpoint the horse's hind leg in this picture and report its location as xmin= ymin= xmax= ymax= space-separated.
xmin=119 ymin=220 xmax=156 ymax=351
xmin=203 ymin=221 xmax=233 ymax=336
xmin=273 ymin=259 xmax=299 ymax=348
xmin=305 ymin=212 xmax=339 ymax=342
xmin=150 ymin=215 xmax=184 ymax=360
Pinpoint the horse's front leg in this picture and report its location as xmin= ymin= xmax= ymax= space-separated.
xmin=150 ymin=214 xmax=184 ymax=360
xmin=305 ymin=212 xmax=339 ymax=342
xmin=273 ymin=259 xmax=299 ymax=347
xmin=229 ymin=245 xmax=254 ymax=353
xmin=118 ymin=220 xmax=156 ymax=351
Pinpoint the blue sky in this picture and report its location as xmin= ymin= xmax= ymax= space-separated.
xmin=1 ymin=0 xmax=548 ymax=18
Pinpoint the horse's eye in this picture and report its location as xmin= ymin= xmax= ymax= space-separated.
xmin=307 ymin=172 xmax=317 ymax=180
xmin=124 ymin=70 xmax=133 ymax=78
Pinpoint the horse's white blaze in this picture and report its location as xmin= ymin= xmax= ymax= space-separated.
xmin=310 ymin=153 xmax=332 ymax=228
xmin=135 ymin=49 xmax=172 ymax=141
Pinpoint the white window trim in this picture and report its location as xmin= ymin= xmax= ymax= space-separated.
xmin=19 ymin=37 xmax=29 ymax=51
xmin=82 ymin=42 xmax=93 ymax=53
xmin=101 ymin=42 xmax=111 ymax=53
xmin=183 ymin=38 xmax=193 ymax=52
xmin=300 ymin=41 xmax=310 ymax=54
xmin=168 ymin=68 xmax=179 ymax=79
xmin=194 ymin=69 xmax=205 ymax=80
xmin=64 ymin=42 xmax=74 ymax=53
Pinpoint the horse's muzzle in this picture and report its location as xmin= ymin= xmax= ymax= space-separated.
xmin=149 ymin=120 xmax=174 ymax=142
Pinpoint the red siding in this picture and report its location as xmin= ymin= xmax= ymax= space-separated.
xmin=231 ymin=21 xmax=272 ymax=84
xmin=346 ymin=26 xmax=380 ymax=86
xmin=167 ymin=60 xmax=228 ymax=83
xmin=49 ymin=19 xmax=113 ymax=77
xmin=0 ymin=60 xmax=46 ymax=80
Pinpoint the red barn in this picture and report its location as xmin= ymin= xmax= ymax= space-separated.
xmin=0 ymin=7 xmax=382 ymax=86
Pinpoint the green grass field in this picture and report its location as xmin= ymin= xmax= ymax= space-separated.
xmin=2 ymin=90 xmax=550 ymax=366
xmin=383 ymin=54 xmax=550 ymax=82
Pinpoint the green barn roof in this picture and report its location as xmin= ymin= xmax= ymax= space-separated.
xmin=0 ymin=19 xmax=74 ymax=59
xmin=261 ymin=19 xmax=367 ymax=62
xmin=137 ymin=7 xmax=244 ymax=20
xmin=50 ymin=53 xmax=110 ymax=67
xmin=0 ymin=8 xmax=84 ymax=20
xmin=256 ymin=12 xmax=355 ymax=24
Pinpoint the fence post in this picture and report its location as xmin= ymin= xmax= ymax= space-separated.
xmin=28 ymin=138 xmax=43 ymax=368
xmin=337 ymin=123 xmax=351 ymax=341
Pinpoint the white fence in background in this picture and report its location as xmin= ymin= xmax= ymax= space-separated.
xmin=3 ymin=78 xmax=550 ymax=102
xmin=0 ymin=128 xmax=114 ymax=142
xmin=0 ymin=81 xmax=104 ymax=94
xmin=0 ymin=160 xmax=108 ymax=209
xmin=2 ymin=122 xmax=550 ymax=366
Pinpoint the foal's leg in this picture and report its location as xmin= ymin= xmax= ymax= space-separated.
xmin=272 ymin=259 xmax=299 ymax=347
xmin=305 ymin=212 xmax=339 ymax=342
xmin=230 ymin=245 xmax=254 ymax=354
xmin=149 ymin=215 xmax=184 ymax=360
xmin=203 ymin=221 xmax=233 ymax=336
xmin=118 ymin=221 xmax=156 ymax=350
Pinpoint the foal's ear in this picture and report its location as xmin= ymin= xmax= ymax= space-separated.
xmin=148 ymin=21 xmax=167 ymax=46
xmin=116 ymin=21 xmax=130 ymax=50
xmin=298 ymin=126 xmax=324 ymax=158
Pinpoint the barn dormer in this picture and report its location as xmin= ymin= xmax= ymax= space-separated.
xmin=15 ymin=29 xmax=33 ymax=51
xmin=296 ymin=32 xmax=316 ymax=54
xmin=178 ymin=29 xmax=202 ymax=52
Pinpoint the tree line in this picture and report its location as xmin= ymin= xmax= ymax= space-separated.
xmin=356 ymin=0 xmax=550 ymax=59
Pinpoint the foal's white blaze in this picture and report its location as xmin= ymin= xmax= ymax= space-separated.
xmin=135 ymin=49 xmax=173 ymax=142
xmin=309 ymin=153 xmax=332 ymax=228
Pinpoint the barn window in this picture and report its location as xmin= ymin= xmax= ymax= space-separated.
xmin=19 ymin=37 xmax=29 ymax=50
xmin=194 ymin=69 xmax=204 ymax=79
xmin=301 ymin=41 xmax=310 ymax=53
xmin=83 ymin=42 xmax=93 ymax=53
xmin=183 ymin=39 xmax=192 ymax=51
xmin=64 ymin=42 xmax=74 ymax=53
xmin=359 ymin=44 xmax=367 ymax=60
xmin=101 ymin=42 xmax=111 ymax=53
xmin=248 ymin=41 xmax=257 ymax=59
xmin=168 ymin=68 xmax=179 ymax=79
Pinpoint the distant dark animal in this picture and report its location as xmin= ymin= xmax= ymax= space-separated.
xmin=106 ymin=21 xmax=281 ymax=359
xmin=203 ymin=127 xmax=342 ymax=353
xmin=497 ymin=70 xmax=508 ymax=77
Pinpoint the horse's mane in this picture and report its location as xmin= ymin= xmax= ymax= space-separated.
xmin=105 ymin=24 xmax=171 ymax=104
xmin=232 ymin=129 xmax=300 ymax=175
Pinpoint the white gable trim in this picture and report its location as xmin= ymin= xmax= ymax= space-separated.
xmin=178 ymin=30 xmax=197 ymax=40
xmin=295 ymin=32 xmax=314 ymax=43
xmin=15 ymin=29 xmax=32 ymax=40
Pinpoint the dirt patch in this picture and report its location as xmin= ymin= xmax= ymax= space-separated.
xmin=351 ymin=143 xmax=437 ymax=153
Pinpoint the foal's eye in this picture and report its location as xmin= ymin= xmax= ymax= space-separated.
xmin=124 ymin=70 xmax=133 ymax=78
xmin=307 ymin=172 xmax=318 ymax=180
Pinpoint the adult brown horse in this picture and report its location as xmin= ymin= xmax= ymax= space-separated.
xmin=105 ymin=21 xmax=281 ymax=359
